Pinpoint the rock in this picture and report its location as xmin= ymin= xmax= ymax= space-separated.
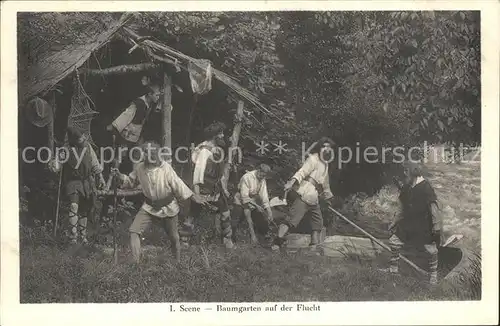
xmin=285 ymin=227 xmax=326 ymax=248
xmin=321 ymin=235 xmax=383 ymax=259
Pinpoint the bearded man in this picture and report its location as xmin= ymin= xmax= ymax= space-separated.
xmin=271 ymin=137 xmax=335 ymax=251
xmin=180 ymin=122 xmax=234 ymax=249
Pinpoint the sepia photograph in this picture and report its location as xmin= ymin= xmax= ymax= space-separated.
xmin=1 ymin=1 xmax=498 ymax=325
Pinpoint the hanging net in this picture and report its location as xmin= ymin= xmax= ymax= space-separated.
xmin=67 ymin=72 xmax=99 ymax=146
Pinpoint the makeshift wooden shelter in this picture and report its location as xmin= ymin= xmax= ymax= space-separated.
xmin=18 ymin=12 xmax=271 ymax=199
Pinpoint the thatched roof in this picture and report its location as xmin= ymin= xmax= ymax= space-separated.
xmin=18 ymin=12 xmax=132 ymax=105
xmin=18 ymin=12 xmax=270 ymax=116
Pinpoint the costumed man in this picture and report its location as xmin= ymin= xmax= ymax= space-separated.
xmin=271 ymin=137 xmax=335 ymax=251
xmin=100 ymin=82 xmax=163 ymax=224
xmin=106 ymin=82 xmax=162 ymax=148
xmin=384 ymin=161 xmax=443 ymax=285
xmin=49 ymin=127 xmax=106 ymax=245
xmin=181 ymin=122 xmax=235 ymax=249
xmin=112 ymin=141 xmax=208 ymax=263
xmin=232 ymin=164 xmax=273 ymax=244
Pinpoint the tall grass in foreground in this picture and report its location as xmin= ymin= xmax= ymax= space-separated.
xmin=20 ymin=241 xmax=481 ymax=303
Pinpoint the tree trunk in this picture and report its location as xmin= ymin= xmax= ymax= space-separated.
xmin=222 ymin=100 xmax=245 ymax=190
xmin=180 ymin=93 xmax=198 ymax=184
xmin=161 ymin=73 xmax=173 ymax=161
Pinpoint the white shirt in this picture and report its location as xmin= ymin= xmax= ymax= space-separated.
xmin=292 ymin=153 xmax=333 ymax=205
xmin=192 ymin=140 xmax=222 ymax=186
xmin=120 ymin=161 xmax=193 ymax=218
xmin=234 ymin=170 xmax=271 ymax=209
xmin=413 ymin=176 xmax=425 ymax=187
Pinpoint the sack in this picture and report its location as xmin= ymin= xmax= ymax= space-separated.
xmin=188 ymin=59 xmax=212 ymax=95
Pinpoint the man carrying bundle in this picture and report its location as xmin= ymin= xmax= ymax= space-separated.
xmin=232 ymin=164 xmax=274 ymax=244
xmin=112 ymin=141 xmax=208 ymax=263
xmin=181 ymin=122 xmax=234 ymax=249
xmin=100 ymin=81 xmax=163 ymax=224
xmin=49 ymin=127 xmax=106 ymax=245
xmin=271 ymin=137 xmax=335 ymax=251
xmin=106 ymin=82 xmax=162 ymax=148
xmin=384 ymin=161 xmax=443 ymax=285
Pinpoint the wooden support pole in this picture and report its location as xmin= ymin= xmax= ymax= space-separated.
xmin=49 ymin=92 xmax=62 ymax=238
xmin=161 ymin=73 xmax=173 ymax=161
xmin=222 ymin=100 xmax=244 ymax=190
xmin=48 ymin=92 xmax=56 ymax=152
xmin=80 ymin=63 xmax=160 ymax=76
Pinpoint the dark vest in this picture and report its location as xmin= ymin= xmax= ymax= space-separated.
xmin=131 ymin=97 xmax=149 ymax=125
xmin=201 ymin=145 xmax=224 ymax=191
xmin=63 ymin=145 xmax=94 ymax=181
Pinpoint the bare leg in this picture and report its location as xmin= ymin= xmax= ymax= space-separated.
xmin=165 ymin=216 xmax=181 ymax=262
xmin=214 ymin=213 xmax=222 ymax=240
xmin=128 ymin=209 xmax=152 ymax=264
xmin=130 ymin=232 xmax=141 ymax=263
xmin=244 ymin=208 xmax=258 ymax=244
xmin=181 ymin=202 xmax=200 ymax=247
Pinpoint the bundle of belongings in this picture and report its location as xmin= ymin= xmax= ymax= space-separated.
xmin=110 ymin=94 xmax=155 ymax=144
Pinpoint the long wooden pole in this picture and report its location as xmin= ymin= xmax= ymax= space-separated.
xmin=222 ymin=100 xmax=244 ymax=190
xmin=112 ymin=135 xmax=119 ymax=264
xmin=161 ymin=73 xmax=172 ymax=161
xmin=49 ymin=92 xmax=63 ymax=238
xmin=327 ymin=206 xmax=429 ymax=276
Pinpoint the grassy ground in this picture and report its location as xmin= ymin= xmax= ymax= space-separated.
xmin=20 ymin=242 xmax=478 ymax=303
xmin=19 ymin=161 xmax=481 ymax=303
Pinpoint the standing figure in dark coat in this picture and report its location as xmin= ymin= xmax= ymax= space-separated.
xmin=386 ymin=161 xmax=443 ymax=285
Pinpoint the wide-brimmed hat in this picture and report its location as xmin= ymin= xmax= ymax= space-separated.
xmin=24 ymin=97 xmax=53 ymax=127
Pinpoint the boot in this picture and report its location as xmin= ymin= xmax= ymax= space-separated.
xmin=271 ymin=236 xmax=286 ymax=251
xmin=310 ymin=230 xmax=320 ymax=246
